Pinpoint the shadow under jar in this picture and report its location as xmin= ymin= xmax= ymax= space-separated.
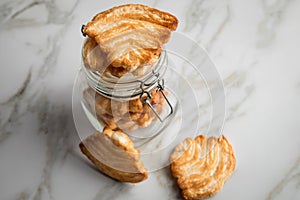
xmin=78 ymin=39 xmax=177 ymax=139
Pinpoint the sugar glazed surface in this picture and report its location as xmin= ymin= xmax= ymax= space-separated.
xmin=170 ymin=135 xmax=236 ymax=200
xmin=79 ymin=127 xmax=148 ymax=183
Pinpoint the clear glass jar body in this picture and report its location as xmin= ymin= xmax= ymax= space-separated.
xmin=79 ymin=44 xmax=176 ymax=138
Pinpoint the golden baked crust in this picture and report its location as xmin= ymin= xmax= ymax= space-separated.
xmin=170 ymin=135 xmax=236 ymax=200
xmin=83 ymin=4 xmax=178 ymax=68
xmin=85 ymin=4 xmax=178 ymax=37
xmin=79 ymin=127 xmax=148 ymax=182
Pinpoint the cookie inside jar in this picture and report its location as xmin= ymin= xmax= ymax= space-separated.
xmin=81 ymin=38 xmax=175 ymax=135
xmin=83 ymin=37 xmax=158 ymax=80
xmin=83 ymin=85 xmax=168 ymax=132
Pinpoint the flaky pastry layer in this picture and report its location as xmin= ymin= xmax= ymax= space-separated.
xmin=83 ymin=4 xmax=178 ymax=68
xmin=79 ymin=127 xmax=148 ymax=182
xmin=170 ymin=135 xmax=236 ymax=200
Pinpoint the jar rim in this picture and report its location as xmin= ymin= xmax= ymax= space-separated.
xmin=82 ymin=48 xmax=167 ymax=99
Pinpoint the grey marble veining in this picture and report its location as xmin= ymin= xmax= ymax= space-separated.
xmin=267 ymin=156 xmax=300 ymax=199
xmin=0 ymin=69 xmax=31 ymax=143
xmin=184 ymin=0 xmax=231 ymax=50
xmin=257 ymin=0 xmax=292 ymax=47
xmin=0 ymin=0 xmax=79 ymax=27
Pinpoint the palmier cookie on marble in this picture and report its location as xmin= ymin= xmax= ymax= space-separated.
xmin=79 ymin=127 xmax=148 ymax=183
xmin=170 ymin=135 xmax=236 ymax=200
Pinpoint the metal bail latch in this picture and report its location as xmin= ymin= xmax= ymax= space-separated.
xmin=81 ymin=24 xmax=87 ymax=37
xmin=140 ymin=78 xmax=174 ymax=122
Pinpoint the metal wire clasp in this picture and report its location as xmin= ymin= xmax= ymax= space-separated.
xmin=139 ymin=78 xmax=173 ymax=122
xmin=81 ymin=24 xmax=87 ymax=37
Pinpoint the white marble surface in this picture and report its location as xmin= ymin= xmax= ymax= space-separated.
xmin=0 ymin=0 xmax=300 ymax=199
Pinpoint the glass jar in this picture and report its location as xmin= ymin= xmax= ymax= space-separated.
xmin=79 ymin=39 xmax=177 ymax=138
xmin=73 ymin=32 xmax=226 ymax=172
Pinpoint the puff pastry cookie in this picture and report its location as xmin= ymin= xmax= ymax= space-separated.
xmin=83 ymin=4 xmax=178 ymax=68
xmin=79 ymin=127 xmax=148 ymax=182
xmin=170 ymin=135 xmax=236 ymax=200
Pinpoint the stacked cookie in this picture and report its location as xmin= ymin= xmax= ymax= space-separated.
xmin=82 ymin=4 xmax=178 ymax=78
